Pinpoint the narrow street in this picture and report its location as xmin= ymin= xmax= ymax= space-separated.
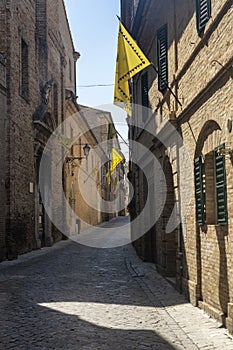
xmin=0 ymin=218 xmax=232 ymax=350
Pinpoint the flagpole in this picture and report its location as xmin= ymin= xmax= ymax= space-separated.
xmin=152 ymin=63 xmax=182 ymax=108
xmin=115 ymin=15 xmax=182 ymax=109
xmin=116 ymin=130 xmax=130 ymax=148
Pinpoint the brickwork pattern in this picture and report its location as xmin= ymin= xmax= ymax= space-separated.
xmin=125 ymin=0 xmax=233 ymax=333
xmin=0 ymin=0 xmax=77 ymax=259
xmin=0 ymin=57 xmax=6 ymax=260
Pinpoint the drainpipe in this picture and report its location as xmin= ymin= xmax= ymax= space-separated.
xmin=73 ymin=51 xmax=80 ymax=97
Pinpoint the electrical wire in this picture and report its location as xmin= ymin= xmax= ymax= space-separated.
xmin=78 ymin=84 xmax=114 ymax=88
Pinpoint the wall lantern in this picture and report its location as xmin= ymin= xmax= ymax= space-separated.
xmin=83 ymin=144 xmax=91 ymax=159
xmin=66 ymin=143 xmax=91 ymax=162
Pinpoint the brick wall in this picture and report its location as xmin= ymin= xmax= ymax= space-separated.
xmin=126 ymin=0 xmax=233 ymax=332
xmin=0 ymin=56 xmax=6 ymax=260
xmin=0 ymin=0 xmax=77 ymax=259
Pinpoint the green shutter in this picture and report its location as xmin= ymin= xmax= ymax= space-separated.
xmin=141 ymin=72 xmax=149 ymax=123
xmin=196 ymin=0 xmax=211 ymax=33
xmin=141 ymin=72 xmax=149 ymax=107
xmin=194 ymin=156 xmax=205 ymax=226
xmin=157 ymin=24 xmax=168 ymax=92
xmin=214 ymin=144 xmax=228 ymax=225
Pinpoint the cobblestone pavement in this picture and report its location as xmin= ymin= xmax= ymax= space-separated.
xmin=0 ymin=218 xmax=233 ymax=349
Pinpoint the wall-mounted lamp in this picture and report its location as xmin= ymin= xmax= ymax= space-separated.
xmin=66 ymin=144 xmax=91 ymax=162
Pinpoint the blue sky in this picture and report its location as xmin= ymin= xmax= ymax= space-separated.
xmin=64 ymin=0 xmax=129 ymax=158
xmin=64 ymin=0 xmax=120 ymax=107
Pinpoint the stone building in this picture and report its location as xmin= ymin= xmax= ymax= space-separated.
xmin=122 ymin=0 xmax=233 ymax=332
xmin=0 ymin=0 xmax=80 ymax=259
xmin=0 ymin=54 xmax=6 ymax=261
xmin=77 ymin=106 xmax=125 ymax=222
xmin=64 ymin=103 xmax=110 ymax=232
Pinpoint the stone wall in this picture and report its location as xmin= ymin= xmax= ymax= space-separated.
xmin=0 ymin=0 xmax=77 ymax=259
xmin=0 ymin=55 xmax=6 ymax=260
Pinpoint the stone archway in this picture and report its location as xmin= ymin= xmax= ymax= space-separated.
xmin=34 ymin=144 xmax=53 ymax=248
xmin=194 ymin=120 xmax=229 ymax=320
xmin=33 ymin=92 xmax=57 ymax=248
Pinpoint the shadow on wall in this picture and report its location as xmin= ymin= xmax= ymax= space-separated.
xmin=216 ymin=225 xmax=229 ymax=317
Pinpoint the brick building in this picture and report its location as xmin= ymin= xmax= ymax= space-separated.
xmin=64 ymin=103 xmax=110 ymax=233
xmin=76 ymin=106 xmax=124 ymax=222
xmin=122 ymin=0 xmax=233 ymax=332
xmin=0 ymin=0 xmax=80 ymax=259
xmin=0 ymin=55 xmax=6 ymax=261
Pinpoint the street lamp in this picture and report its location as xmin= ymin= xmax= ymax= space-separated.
xmin=66 ymin=143 xmax=91 ymax=162
xmin=83 ymin=144 xmax=91 ymax=159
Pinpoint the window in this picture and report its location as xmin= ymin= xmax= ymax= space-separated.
xmin=194 ymin=144 xmax=228 ymax=226
xmin=21 ymin=39 xmax=29 ymax=99
xmin=196 ymin=0 xmax=211 ymax=33
xmin=157 ymin=24 xmax=168 ymax=92
xmin=69 ymin=59 xmax=72 ymax=81
xmin=53 ymin=83 xmax=58 ymax=125
xmin=141 ymin=72 xmax=149 ymax=122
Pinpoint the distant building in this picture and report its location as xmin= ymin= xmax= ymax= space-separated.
xmin=77 ymin=106 xmax=125 ymax=222
xmin=122 ymin=0 xmax=233 ymax=333
xmin=64 ymin=102 xmax=109 ymax=232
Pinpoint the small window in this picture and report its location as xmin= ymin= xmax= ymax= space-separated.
xmin=194 ymin=144 xmax=228 ymax=227
xmin=53 ymin=83 xmax=58 ymax=125
xmin=21 ymin=39 xmax=29 ymax=99
xmin=141 ymin=72 xmax=149 ymax=122
xmin=196 ymin=0 xmax=211 ymax=33
xmin=69 ymin=59 xmax=72 ymax=81
xmin=157 ymin=24 xmax=168 ymax=92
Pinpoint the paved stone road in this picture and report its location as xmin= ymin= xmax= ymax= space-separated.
xmin=0 ymin=217 xmax=232 ymax=349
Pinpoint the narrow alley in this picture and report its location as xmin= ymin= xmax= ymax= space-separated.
xmin=0 ymin=218 xmax=232 ymax=350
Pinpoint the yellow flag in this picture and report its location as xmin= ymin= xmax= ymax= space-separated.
xmin=106 ymin=171 xmax=111 ymax=185
xmin=111 ymin=148 xmax=124 ymax=173
xmin=114 ymin=21 xmax=151 ymax=115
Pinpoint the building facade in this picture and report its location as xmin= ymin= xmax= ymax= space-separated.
xmin=78 ymin=106 xmax=125 ymax=222
xmin=122 ymin=0 xmax=233 ymax=332
xmin=0 ymin=0 xmax=79 ymax=260
xmin=64 ymin=102 xmax=109 ymax=233
xmin=0 ymin=54 xmax=6 ymax=261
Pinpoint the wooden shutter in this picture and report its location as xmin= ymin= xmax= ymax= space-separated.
xmin=196 ymin=0 xmax=211 ymax=32
xmin=157 ymin=24 xmax=168 ymax=92
xmin=214 ymin=145 xmax=228 ymax=225
xmin=194 ymin=156 xmax=205 ymax=226
xmin=141 ymin=72 xmax=149 ymax=107
xmin=21 ymin=39 xmax=29 ymax=99
xmin=141 ymin=72 xmax=149 ymax=122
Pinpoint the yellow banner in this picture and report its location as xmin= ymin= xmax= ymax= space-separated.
xmin=114 ymin=21 xmax=151 ymax=115
xmin=111 ymin=148 xmax=124 ymax=173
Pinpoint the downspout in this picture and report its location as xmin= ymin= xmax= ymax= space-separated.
xmin=173 ymin=0 xmax=183 ymax=293
xmin=73 ymin=51 xmax=80 ymax=97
